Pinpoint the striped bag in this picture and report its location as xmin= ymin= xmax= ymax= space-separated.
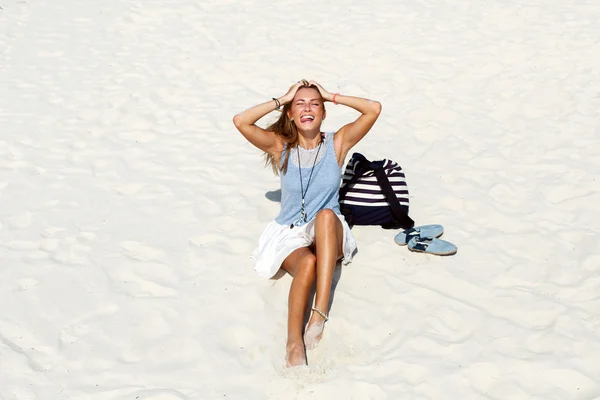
xmin=339 ymin=153 xmax=415 ymax=229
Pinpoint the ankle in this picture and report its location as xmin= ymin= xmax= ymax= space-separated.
xmin=309 ymin=307 xmax=329 ymax=323
xmin=286 ymin=338 xmax=304 ymax=348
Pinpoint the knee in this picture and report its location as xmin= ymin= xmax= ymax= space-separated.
xmin=315 ymin=208 xmax=337 ymax=225
xmin=295 ymin=253 xmax=316 ymax=285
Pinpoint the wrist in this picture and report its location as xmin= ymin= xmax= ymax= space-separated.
xmin=272 ymin=96 xmax=289 ymax=111
xmin=272 ymin=97 xmax=281 ymax=110
xmin=322 ymin=92 xmax=334 ymax=102
xmin=331 ymin=93 xmax=340 ymax=105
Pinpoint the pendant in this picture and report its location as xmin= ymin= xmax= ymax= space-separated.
xmin=301 ymin=199 xmax=306 ymax=222
xmin=291 ymin=215 xmax=303 ymax=229
xmin=291 ymin=204 xmax=306 ymax=229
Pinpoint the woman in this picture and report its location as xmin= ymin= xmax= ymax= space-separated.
xmin=233 ymin=80 xmax=381 ymax=367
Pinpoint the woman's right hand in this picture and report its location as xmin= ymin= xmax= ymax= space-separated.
xmin=280 ymin=80 xmax=308 ymax=104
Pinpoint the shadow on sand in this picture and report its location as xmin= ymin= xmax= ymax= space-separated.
xmin=265 ymin=189 xmax=281 ymax=203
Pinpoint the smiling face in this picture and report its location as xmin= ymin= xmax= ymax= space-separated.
xmin=287 ymin=87 xmax=326 ymax=131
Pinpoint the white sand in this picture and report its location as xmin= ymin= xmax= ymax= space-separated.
xmin=1 ymin=0 xmax=599 ymax=398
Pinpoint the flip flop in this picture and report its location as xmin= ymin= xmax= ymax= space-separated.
xmin=394 ymin=224 xmax=444 ymax=246
xmin=407 ymin=236 xmax=457 ymax=256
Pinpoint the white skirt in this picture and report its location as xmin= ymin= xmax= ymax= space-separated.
xmin=252 ymin=214 xmax=357 ymax=278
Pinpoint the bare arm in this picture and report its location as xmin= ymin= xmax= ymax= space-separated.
xmin=233 ymin=82 xmax=305 ymax=155
xmin=309 ymin=81 xmax=382 ymax=160
xmin=334 ymin=94 xmax=382 ymax=150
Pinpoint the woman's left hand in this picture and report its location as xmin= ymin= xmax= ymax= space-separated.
xmin=309 ymin=80 xmax=334 ymax=102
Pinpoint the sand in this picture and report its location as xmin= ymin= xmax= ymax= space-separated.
xmin=1 ymin=0 xmax=599 ymax=398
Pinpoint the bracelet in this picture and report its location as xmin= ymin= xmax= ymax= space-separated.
xmin=332 ymin=93 xmax=340 ymax=105
xmin=311 ymin=307 xmax=329 ymax=321
xmin=272 ymin=97 xmax=281 ymax=110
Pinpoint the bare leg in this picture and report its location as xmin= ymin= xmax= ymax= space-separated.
xmin=304 ymin=209 xmax=344 ymax=350
xmin=281 ymin=247 xmax=316 ymax=367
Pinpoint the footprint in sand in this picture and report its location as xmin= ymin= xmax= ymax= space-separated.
xmin=37 ymin=235 xmax=92 ymax=265
xmin=423 ymin=308 xmax=473 ymax=344
xmin=121 ymin=241 xmax=165 ymax=262
xmin=104 ymin=265 xmax=177 ymax=298
xmin=104 ymin=244 xmax=177 ymax=297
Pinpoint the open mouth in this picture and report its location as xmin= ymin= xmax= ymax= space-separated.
xmin=300 ymin=115 xmax=315 ymax=123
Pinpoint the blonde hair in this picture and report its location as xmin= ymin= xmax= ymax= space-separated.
xmin=265 ymin=85 xmax=324 ymax=175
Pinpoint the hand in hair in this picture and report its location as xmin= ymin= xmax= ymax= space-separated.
xmin=308 ymin=80 xmax=334 ymax=102
xmin=281 ymin=80 xmax=308 ymax=105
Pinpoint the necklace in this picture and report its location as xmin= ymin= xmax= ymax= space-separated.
xmin=290 ymin=137 xmax=323 ymax=229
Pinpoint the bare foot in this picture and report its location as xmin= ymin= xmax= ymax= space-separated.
xmin=303 ymin=314 xmax=326 ymax=350
xmin=285 ymin=341 xmax=307 ymax=367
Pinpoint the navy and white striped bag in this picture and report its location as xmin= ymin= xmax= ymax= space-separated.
xmin=339 ymin=153 xmax=415 ymax=229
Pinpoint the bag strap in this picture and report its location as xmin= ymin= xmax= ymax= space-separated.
xmin=340 ymin=153 xmax=415 ymax=229
xmin=373 ymin=166 xmax=415 ymax=229
xmin=339 ymin=153 xmax=369 ymax=199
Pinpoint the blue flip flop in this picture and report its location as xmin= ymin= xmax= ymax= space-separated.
xmin=407 ymin=236 xmax=457 ymax=256
xmin=394 ymin=224 xmax=444 ymax=246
